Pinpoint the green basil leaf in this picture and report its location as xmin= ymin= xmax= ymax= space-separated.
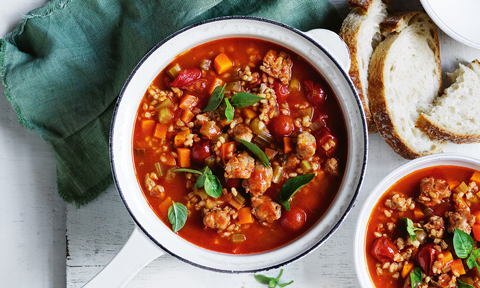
xmin=254 ymin=274 xmax=273 ymax=284
xmin=467 ymin=249 xmax=480 ymax=269
xmin=231 ymin=92 xmax=264 ymax=108
xmin=410 ymin=267 xmax=422 ymax=288
xmin=224 ymin=98 xmax=234 ymax=122
xmin=278 ymin=281 xmax=294 ymax=288
xmin=173 ymin=168 xmax=202 ymax=175
xmin=204 ymin=174 xmax=222 ymax=198
xmin=454 ymin=228 xmax=474 ymax=259
xmin=279 ymin=174 xmax=315 ymax=211
xmin=193 ymin=166 xmax=212 ymax=189
xmin=458 ymin=279 xmax=475 ymax=288
xmin=203 ymin=84 xmax=226 ymax=112
xmin=167 ymin=202 xmax=188 ymax=233
xmin=401 ymin=218 xmax=423 ymax=241
xmin=269 ymin=279 xmax=277 ymax=288
xmin=236 ymin=137 xmax=269 ymax=167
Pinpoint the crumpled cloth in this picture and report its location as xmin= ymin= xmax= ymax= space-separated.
xmin=0 ymin=0 xmax=341 ymax=206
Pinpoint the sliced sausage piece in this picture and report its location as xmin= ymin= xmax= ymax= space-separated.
xmin=259 ymin=50 xmax=292 ymax=85
xmin=417 ymin=177 xmax=451 ymax=207
xmin=230 ymin=124 xmax=253 ymax=142
xmin=424 ymin=215 xmax=445 ymax=239
xmin=324 ymin=158 xmax=339 ymax=176
xmin=385 ymin=193 xmax=409 ymax=212
xmin=251 ymin=195 xmax=281 ymax=224
xmin=296 ymin=131 xmax=316 ymax=160
xmin=242 ymin=161 xmax=273 ymax=196
xmin=203 ymin=207 xmax=231 ymax=230
xmin=445 ymin=208 xmax=476 ymax=234
xmin=224 ymin=151 xmax=255 ymax=179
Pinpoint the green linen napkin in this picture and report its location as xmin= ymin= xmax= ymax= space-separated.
xmin=0 ymin=0 xmax=341 ymax=207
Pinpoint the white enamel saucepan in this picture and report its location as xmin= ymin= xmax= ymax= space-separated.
xmin=85 ymin=16 xmax=368 ymax=287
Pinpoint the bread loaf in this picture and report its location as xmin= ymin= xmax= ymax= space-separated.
xmin=339 ymin=0 xmax=393 ymax=134
xmin=368 ymin=12 xmax=446 ymax=159
xmin=417 ymin=60 xmax=480 ymax=143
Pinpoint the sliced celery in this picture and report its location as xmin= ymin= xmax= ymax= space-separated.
xmin=309 ymin=121 xmax=324 ymax=132
xmin=290 ymin=78 xmax=300 ymax=91
xmin=454 ymin=182 xmax=469 ymax=194
xmin=156 ymin=98 xmax=174 ymax=109
xmin=300 ymin=160 xmax=312 ymax=173
xmin=272 ymin=166 xmax=284 ymax=184
xmin=155 ymin=162 xmax=165 ymax=177
xmin=225 ymin=81 xmax=242 ymax=92
xmin=158 ymin=107 xmax=174 ymax=124
xmin=194 ymin=188 xmax=209 ymax=200
xmin=232 ymin=234 xmax=246 ymax=243
xmin=250 ymin=117 xmax=266 ymax=135
xmin=200 ymin=59 xmax=211 ymax=70
xmin=167 ymin=63 xmax=182 ymax=78
xmin=134 ymin=148 xmax=146 ymax=157
xmin=204 ymin=155 xmax=216 ymax=168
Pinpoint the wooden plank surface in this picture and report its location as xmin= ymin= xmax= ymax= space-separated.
xmin=66 ymin=0 xmax=480 ymax=287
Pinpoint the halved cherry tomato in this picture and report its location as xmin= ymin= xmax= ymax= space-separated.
xmin=169 ymin=68 xmax=202 ymax=88
xmin=269 ymin=114 xmax=294 ymax=138
xmin=371 ymin=237 xmax=399 ymax=263
xmin=281 ymin=207 xmax=307 ymax=231
xmin=416 ymin=243 xmax=438 ymax=276
xmin=274 ymin=81 xmax=290 ymax=103
xmin=304 ymin=80 xmax=327 ymax=106
xmin=315 ymin=127 xmax=337 ymax=157
xmin=191 ymin=139 xmax=211 ymax=164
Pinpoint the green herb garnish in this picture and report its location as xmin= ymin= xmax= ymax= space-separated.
xmin=236 ymin=137 xmax=269 ymax=167
xmin=401 ymin=218 xmax=423 ymax=241
xmin=467 ymin=249 xmax=480 ymax=270
xmin=453 ymin=228 xmax=474 ymax=259
xmin=203 ymin=84 xmax=226 ymax=112
xmin=254 ymin=269 xmax=293 ymax=288
xmin=174 ymin=167 xmax=222 ymax=198
xmin=231 ymin=92 xmax=264 ymax=108
xmin=410 ymin=267 xmax=422 ymax=288
xmin=224 ymin=97 xmax=234 ymax=122
xmin=167 ymin=201 xmax=188 ymax=233
xmin=279 ymin=174 xmax=315 ymax=211
xmin=458 ymin=279 xmax=475 ymax=288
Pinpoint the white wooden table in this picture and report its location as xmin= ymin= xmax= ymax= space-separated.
xmin=2 ymin=0 xmax=480 ymax=287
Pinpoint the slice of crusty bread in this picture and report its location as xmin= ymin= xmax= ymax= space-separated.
xmin=417 ymin=60 xmax=480 ymax=143
xmin=339 ymin=0 xmax=393 ymax=134
xmin=368 ymin=12 xmax=446 ymax=159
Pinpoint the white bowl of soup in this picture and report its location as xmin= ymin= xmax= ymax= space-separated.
xmin=87 ymin=16 xmax=367 ymax=287
xmin=355 ymin=153 xmax=480 ymax=288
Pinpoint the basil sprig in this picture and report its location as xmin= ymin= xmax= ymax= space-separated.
xmin=174 ymin=167 xmax=222 ymax=198
xmin=254 ymin=269 xmax=293 ymax=288
xmin=230 ymin=92 xmax=264 ymax=108
xmin=203 ymin=84 xmax=226 ymax=112
xmin=236 ymin=137 xmax=269 ymax=167
xmin=453 ymin=228 xmax=480 ymax=270
xmin=167 ymin=201 xmax=188 ymax=233
xmin=279 ymin=174 xmax=315 ymax=211
xmin=401 ymin=218 xmax=424 ymax=241
xmin=458 ymin=279 xmax=475 ymax=288
xmin=410 ymin=267 xmax=422 ymax=288
xmin=224 ymin=98 xmax=234 ymax=122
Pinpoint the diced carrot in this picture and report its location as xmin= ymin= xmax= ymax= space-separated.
xmin=437 ymin=251 xmax=454 ymax=268
xmin=473 ymin=210 xmax=480 ymax=224
xmin=208 ymin=78 xmax=224 ymax=94
xmin=220 ymin=142 xmax=236 ymax=162
xmin=451 ymin=259 xmax=466 ymax=276
xmin=141 ymin=119 xmax=156 ymax=134
xmin=162 ymin=154 xmax=176 ymax=166
xmin=174 ymin=134 xmax=186 ymax=147
xmin=214 ymin=52 xmax=233 ymax=74
xmin=473 ymin=224 xmax=480 ymax=241
xmin=242 ymin=107 xmax=257 ymax=119
xmin=177 ymin=148 xmax=191 ymax=168
xmin=471 ymin=171 xmax=480 ymax=185
xmin=154 ymin=123 xmax=168 ymax=139
xmin=284 ymin=137 xmax=293 ymax=154
xmin=264 ymin=148 xmax=278 ymax=160
xmin=179 ymin=95 xmax=198 ymax=110
xmin=446 ymin=179 xmax=461 ymax=190
xmin=238 ymin=207 xmax=254 ymax=225
xmin=181 ymin=110 xmax=195 ymax=124
xmin=413 ymin=207 xmax=425 ymax=220
xmin=158 ymin=197 xmax=173 ymax=218
xmin=401 ymin=262 xmax=414 ymax=278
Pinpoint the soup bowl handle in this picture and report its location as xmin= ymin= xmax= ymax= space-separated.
xmin=303 ymin=29 xmax=351 ymax=73
xmin=83 ymin=226 xmax=165 ymax=288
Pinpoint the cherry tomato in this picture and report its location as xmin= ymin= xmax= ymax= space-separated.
xmin=169 ymin=68 xmax=201 ymax=88
xmin=281 ymin=207 xmax=307 ymax=231
xmin=304 ymin=80 xmax=327 ymax=106
xmin=191 ymin=139 xmax=211 ymax=164
xmin=416 ymin=243 xmax=438 ymax=276
xmin=269 ymin=114 xmax=294 ymax=138
xmin=315 ymin=127 xmax=337 ymax=157
xmin=274 ymin=81 xmax=290 ymax=103
xmin=371 ymin=237 xmax=399 ymax=263
xmin=225 ymin=178 xmax=240 ymax=189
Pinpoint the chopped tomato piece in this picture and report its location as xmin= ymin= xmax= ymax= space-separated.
xmin=473 ymin=224 xmax=480 ymax=241
xmin=191 ymin=140 xmax=211 ymax=164
xmin=416 ymin=243 xmax=438 ymax=276
xmin=274 ymin=81 xmax=290 ymax=103
xmin=281 ymin=207 xmax=307 ymax=231
xmin=269 ymin=114 xmax=294 ymax=138
xmin=304 ymin=80 xmax=327 ymax=106
xmin=371 ymin=237 xmax=399 ymax=264
xmin=169 ymin=68 xmax=202 ymax=88
xmin=315 ymin=127 xmax=337 ymax=157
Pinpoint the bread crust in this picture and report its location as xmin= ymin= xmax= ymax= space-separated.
xmin=339 ymin=0 xmax=393 ymax=134
xmin=368 ymin=11 xmax=445 ymax=159
xmin=417 ymin=114 xmax=480 ymax=144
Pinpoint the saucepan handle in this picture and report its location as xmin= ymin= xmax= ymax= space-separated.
xmin=83 ymin=225 xmax=165 ymax=288
xmin=304 ymin=29 xmax=351 ymax=72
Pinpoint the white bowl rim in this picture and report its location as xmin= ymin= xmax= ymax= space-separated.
xmin=354 ymin=152 xmax=480 ymax=287
xmin=110 ymin=15 xmax=368 ymax=273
